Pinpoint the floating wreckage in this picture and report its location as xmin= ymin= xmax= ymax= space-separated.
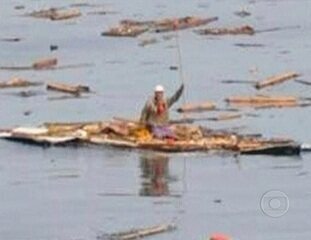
xmin=102 ymin=16 xmax=218 ymax=37
xmin=0 ymin=119 xmax=304 ymax=156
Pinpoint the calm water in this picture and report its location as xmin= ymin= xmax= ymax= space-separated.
xmin=0 ymin=0 xmax=311 ymax=239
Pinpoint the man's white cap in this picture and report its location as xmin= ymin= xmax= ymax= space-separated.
xmin=154 ymin=85 xmax=165 ymax=92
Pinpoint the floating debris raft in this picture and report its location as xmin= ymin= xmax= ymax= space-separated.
xmin=47 ymin=82 xmax=91 ymax=95
xmin=255 ymin=71 xmax=300 ymax=89
xmin=0 ymin=77 xmax=42 ymax=89
xmin=0 ymin=119 xmax=303 ymax=156
xmin=196 ymin=25 xmax=255 ymax=36
xmin=27 ymin=8 xmax=81 ymax=21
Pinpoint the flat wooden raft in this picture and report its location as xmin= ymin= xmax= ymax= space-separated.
xmin=0 ymin=121 xmax=301 ymax=156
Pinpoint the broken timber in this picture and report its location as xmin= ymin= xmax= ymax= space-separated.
xmin=47 ymin=82 xmax=90 ymax=95
xmin=32 ymin=58 xmax=58 ymax=70
xmin=27 ymin=8 xmax=81 ymax=21
xmin=255 ymin=71 xmax=300 ymax=89
xmin=226 ymin=95 xmax=311 ymax=109
xmin=177 ymin=101 xmax=216 ymax=113
xmin=99 ymin=224 xmax=176 ymax=240
xmin=0 ymin=77 xmax=42 ymax=89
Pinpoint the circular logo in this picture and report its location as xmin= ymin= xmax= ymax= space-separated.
xmin=260 ymin=190 xmax=289 ymax=218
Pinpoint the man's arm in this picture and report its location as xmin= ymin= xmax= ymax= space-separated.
xmin=167 ymin=84 xmax=184 ymax=107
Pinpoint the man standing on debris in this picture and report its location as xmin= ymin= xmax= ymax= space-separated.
xmin=140 ymin=84 xmax=184 ymax=138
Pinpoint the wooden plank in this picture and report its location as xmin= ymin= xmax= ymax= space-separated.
xmin=226 ymin=95 xmax=297 ymax=104
xmin=32 ymin=58 xmax=58 ymax=70
xmin=177 ymin=101 xmax=216 ymax=113
xmin=50 ymin=9 xmax=81 ymax=21
xmin=101 ymin=224 xmax=176 ymax=240
xmin=0 ymin=77 xmax=42 ymax=88
xmin=47 ymin=82 xmax=90 ymax=95
xmin=255 ymin=71 xmax=299 ymax=89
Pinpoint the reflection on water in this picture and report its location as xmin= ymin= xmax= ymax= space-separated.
xmin=139 ymin=153 xmax=176 ymax=197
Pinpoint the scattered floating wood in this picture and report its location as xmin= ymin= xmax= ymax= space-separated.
xmin=196 ymin=25 xmax=255 ymax=36
xmin=102 ymin=16 xmax=218 ymax=37
xmin=102 ymin=25 xmax=148 ymax=37
xmin=225 ymin=95 xmax=311 ymax=109
xmin=99 ymin=224 xmax=176 ymax=240
xmin=47 ymin=82 xmax=91 ymax=95
xmin=153 ymin=16 xmax=218 ymax=33
xmin=0 ymin=62 xmax=92 ymax=71
xmin=32 ymin=58 xmax=58 ymax=70
xmin=177 ymin=101 xmax=216 ymax=113
xmin=0 ymin=77 xmax=42 ymax=89
xmin=28 ymin=8 xmax=81 ymax=21
xmin=226 ymin=96 xmax=297 ymax=104
xmin=208 ymin=113 xmax=242 ymax=121
xmin=255 ymin=71 xmax=299 ymax=89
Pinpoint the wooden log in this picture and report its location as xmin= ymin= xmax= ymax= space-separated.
xmin=255 ymin=71 xmax=300 ymax=89
xmin=196 ymin=25 xmax=255 ymax=35
xmin=32 ymin=58 xmax=58 ymax=70
xmin=28 ymin=8 xmax=81 ymax=21
xmin=0 ymin=77 xmax=42 ymax=88
xmin=47 ymin=82 xmax=90 ymax=95
xmin=208 ymin=113 xmax=242 ymax=121
xmin=29 ymin=8 xmax=59 ymax=18
xmin=100 ymin=224 xmax=176 ymax=240
xmin=50 ymin=8 xmax=81 ymax=21
xmin=154 ymin=17 xmax=218 ymax=33
xmin=101 ymin=26 xmax=147 ymax=37
xmin=226 ymin=95 xmax=297 ymax=104
xmin=177 ymin=101 xmax=216 ymax=113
